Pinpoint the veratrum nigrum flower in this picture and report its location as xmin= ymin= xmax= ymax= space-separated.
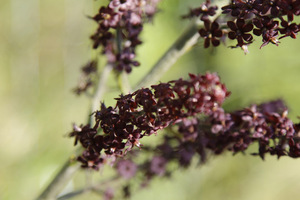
xmin=70 ymin=73 xmax=230 ymax=169
xmin=90 ymin=0 xmax=161 ymax=73
xmin=184 ymin=0 xmax=300 ymax=51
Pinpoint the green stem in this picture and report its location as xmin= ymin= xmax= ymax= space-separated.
xmin=36 ymin=64 xmax=113 ymax=200
xmin=36 ymin=158 xmax=81 ymax=200
xmin=134 ymin=22 xmax=200 ymax=90
xmin=57 ymin=175 xmax=120 ymax=200
xmin=90 ymin=64 xmax=113 ymax=124
xmin=117 ymin=71 xmax=131 ymax=94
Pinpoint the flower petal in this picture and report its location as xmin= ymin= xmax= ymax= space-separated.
xmin=242 ymin=33 xmax=253 ymax=41
xmin=211 ymin=38 xmax=220 ymax=46
xmin=204 ymin=38 xmax=210 ymax=48
xmin=227 ymin=21 xmax=237 ymax=31
xmin=243 ymin=23 xmax=254 ymax=32
xmin=214 ymin=29 xmax=223 ymax=37
xmin=236 ymin=18 xmax=245 ymax=30
xmin=228 ymin=31 xmax=236 ymax=39
xmin=199 ymin=29 xmax=208 ymax=37
xmin=211 ymin=21 xmax=219 ymax=31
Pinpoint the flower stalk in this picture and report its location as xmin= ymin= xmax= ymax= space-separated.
xmin=36 ymin=158 xmax=81 ymax=200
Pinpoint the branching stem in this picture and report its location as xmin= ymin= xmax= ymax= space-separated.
xmin=134 ymin=22 xmax=200 ymax=90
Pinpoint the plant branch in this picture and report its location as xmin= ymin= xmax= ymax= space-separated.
xmin=36 ymin=158 xmax=81 ymax=200
xmin=37 ymin=63 xmax=113 ymax=200
xmin=90 ymin=64 xmax=113 ymax=124
xmin=133 ymin=0 xmax=227 ymax=90
xmin=57 ymin=175 xmax=120 ymax=200
xmin=134 ymin=22 xmax=200 ymax=90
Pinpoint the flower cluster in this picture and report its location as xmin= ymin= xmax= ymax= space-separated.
xmin=90 ymin=0 xmax=161 ymax=73
xmin=184 ymin=0 xmax=300 ymax=51
xmin=173 ymin=99 xmax=300 ymax=162
xmin=70 ymin=73 xmax=229 ymax=169
xmin=100 ymin=99 xmax=300 ymax=199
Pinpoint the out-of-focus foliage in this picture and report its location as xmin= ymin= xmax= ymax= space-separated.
xmin=1 ymin=0 xmax=300 ymax=200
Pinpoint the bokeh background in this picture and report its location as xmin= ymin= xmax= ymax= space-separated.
xmin=1 ymin=0 xmax=300 ymax=199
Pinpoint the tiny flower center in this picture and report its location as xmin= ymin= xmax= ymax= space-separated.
xmin=102 ymin=13 xmax=111 ymax=20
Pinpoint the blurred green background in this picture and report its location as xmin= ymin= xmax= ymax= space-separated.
xmin=1 ymin=0 xmax=300 ymax=199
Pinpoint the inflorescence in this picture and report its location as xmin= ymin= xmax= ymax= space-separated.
xmin=70 ymin=73 xmax=229 ymax=170
xmin=107 ymin=100 xmax=300 ymax=198
xmin=90 ymin=0 xmax=161 ymax=73
xmin=184 ymin=0 xmax=300 ymax=50
xmin=70 ymin=73 xmax=300 ymax=171
xmin=67 ymin=1 xmax=300 ymax=197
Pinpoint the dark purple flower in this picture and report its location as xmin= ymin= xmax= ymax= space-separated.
xmin=279 ymin=20 xmax=299 ymax=39
xmin=252 ymin=16 xmax=280 ymax=48
xmin=227 ymin=18 xmax=254 ymax=46
xmin=150 ymin=156 xmax=167 ymax=176
xmin=260 ymin=0 xmax=282 ymax=17
xmin=221 ymin=1 xmax=244 ymax=17
xmin=117 ymin=160 xmax=138 ymax=179
xmin=279 ymin=0 xmax=300 ymax=21
xmin=93 ymin=7 xmax=121 ymax=28
xmin=116 ymin=48 xmax=140 ymax=73
xmin=199 ymin=20 xmax=223 ymax=48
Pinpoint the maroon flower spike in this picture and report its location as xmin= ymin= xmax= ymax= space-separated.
xmin=70 ymin=73 xmax=230 ymax=170
xmin=227 ymin=18 xmax=254 ymax=46
xmin=204 ymin=103 xmax=300 ymax=160
xmin=90 ymin=0 xmax=161 ymax=73
xmin=199 ymin=20 xmax=223 ymax=48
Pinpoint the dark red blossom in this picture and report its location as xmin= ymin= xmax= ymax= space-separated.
xmin=221 ymin=1 xmax=244 ymax=17
xmin=116 ymin=48 xmax=140 ymax=73
xmin=93 ymin=7 xmax=121 ymax=28
xmin=252 ymin=16 xmax=280 ymax=47
xmin=279 ymin=0 xmax=300 ymax=21
xmin=227 ymin=18 xmax=254 ymax=46
xmin=260 ymin=0 xmax=282 ymax=17
xmin=198 ymin=20 xmax=223 ymax=48
xmin=279 ymin=20 xmax=300 ymax=39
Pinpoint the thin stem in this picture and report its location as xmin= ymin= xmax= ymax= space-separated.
xmin=90 ymin=64 xmax=113 ymax=124
xmin=57 ymin=175 xmax=120 ymax=200
xmin=134 ymin=0 xmax=226 ymax=90
xmin=117 ymin=71 xmax=131 ymax=94
xmin=134 ymin=22 xmax=200 ymax=90
xmin=37 ymin=64 xmax=113 ymax=200
xmin=36 ymin=158 xmax=81 ymax=200
xmin=116 ymin=27 xmax=122 ymax=53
